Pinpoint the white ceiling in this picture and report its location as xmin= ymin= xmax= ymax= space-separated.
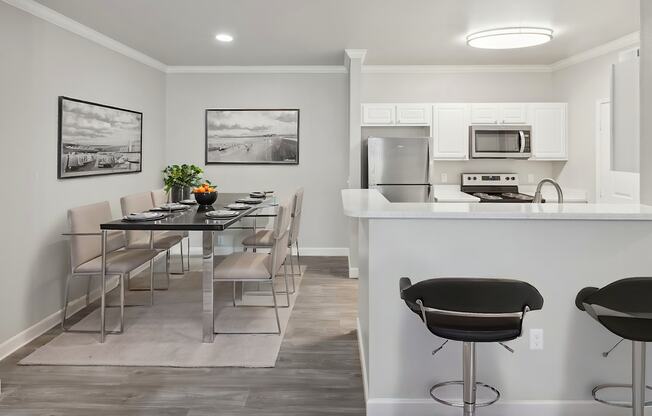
xmin=34 ymin=0 xmax=640 ymax=66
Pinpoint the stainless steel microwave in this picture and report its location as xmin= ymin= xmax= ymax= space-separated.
xmin=469 ymin=125 xmax=532 ymax=159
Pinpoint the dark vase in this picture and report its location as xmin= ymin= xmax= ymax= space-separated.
xmin=170 ymin=185 xmax=191 ymax=202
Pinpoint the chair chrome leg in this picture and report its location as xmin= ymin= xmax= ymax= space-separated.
xmin=232 ymin=282 xmax=236 ymax=307
xmin=186 ymin=236 xmax=191 ymax=271
xmin=633 ymin=341 xmax=646 ymax=416
xmin=100 ymin=230 xmax=107 ymax=343
xmin=288 ymin=248 xmax=296 ymax=293
xmin=180 ymin=239 xmax=185 ymax=273
xmin=61 ymin=274 xmax=72 ymax=331
xmin=149 ymin=260 xmax=154 ymax=306
xmin=119 ymin=273 xmax=125 ymax=333
xmin=271 ymin=280 xmax=281 ymax=335
xmin=296 ymin=241 xmax=301 ymax=267
xmin=85 ymin=275 xmax=92 ymax=307
xmin=463 ymin=342 xmax=477 ymax=416
xmin=283 ymin=261 xmax=291 ymax=307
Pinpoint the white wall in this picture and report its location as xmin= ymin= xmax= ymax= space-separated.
xmin=361 ymin=71 xmax=559 ymax=185
xmin=0 ymin=2 xmax=166 ymax=346
xmin=165 ymin=73 xmax=349 ymax=251
xmin=551 ymin=52 xmax=624 ymax=202
xmin=641 ymin=1 xmax=652 ymax=204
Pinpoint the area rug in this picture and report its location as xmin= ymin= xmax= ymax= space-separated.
xmin=19 ymin=266 xmax=305 ymax=367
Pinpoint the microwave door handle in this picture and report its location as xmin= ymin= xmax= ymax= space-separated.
xmin=519 ymin=130 xmax=525 ymax=153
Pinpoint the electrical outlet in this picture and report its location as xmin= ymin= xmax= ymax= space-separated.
xmin=530 ymin=329 xmax=544 ymax=350
xmin=441 ymin=173 xmax=448 ymax=183
xmin=527 ymin=174 xmax=535 ymax=184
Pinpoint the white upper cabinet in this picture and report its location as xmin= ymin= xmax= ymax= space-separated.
xmin=362 ymin=104 xmax=395 ymax=125
xmin=500 ymin=103 xmax=528 ymax=124
xmin=471 ymin=104 xmax=500 ymax=124
xmin=471 ymin=103 xmax=528 ymax=124
xmin=432 ymin=104 xmax=470 ymax=160
xmin=396 ymin=104 xmax=431 ymax=125
xmin=529 ymin=103 xmax=568 ymax=160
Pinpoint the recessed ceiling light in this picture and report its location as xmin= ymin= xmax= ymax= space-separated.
xmin=467 ymin=27 xmax=553 ymax=49
xmin=215 ymin=33 xmax=234 ymax=43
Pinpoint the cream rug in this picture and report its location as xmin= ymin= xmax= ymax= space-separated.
xmin=20 ymin=266 xmax=305 ymax=367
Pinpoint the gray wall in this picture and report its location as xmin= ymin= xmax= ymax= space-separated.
xmin=642 ymin=1 xmax=652 ymax=204
xmin=552 ymin=52 xmax=625 ymax=202
xmin=0 ymin=3 xmax=166 ymax=345
xmin=165 ymin=73 xmax=349 ymax=251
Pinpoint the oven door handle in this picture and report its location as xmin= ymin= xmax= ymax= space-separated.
xmin=518 ymin=130 xmax=525 ymax=153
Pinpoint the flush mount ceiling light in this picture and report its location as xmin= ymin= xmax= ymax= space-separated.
xmin=467 ymin=27 xmax=553 ymax=49
xmin=215 ymin=33 xmax=234 ymax=42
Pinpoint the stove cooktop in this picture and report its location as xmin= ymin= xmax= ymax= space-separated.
xmin=461 ymin=173 xmax=543 ymax=203
xmin=470 ymin=192 xmax=538 ymax=203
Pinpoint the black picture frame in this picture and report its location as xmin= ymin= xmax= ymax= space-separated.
xmin=205 ymin=109 xmax=300 ymax=165
xmin=57 ymin=96 xmax=143 ymax=179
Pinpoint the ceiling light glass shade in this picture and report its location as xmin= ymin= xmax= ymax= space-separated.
xmin=215 ymin=33 xmax=234 ymax=42
xmin=467 ymin=27 xmax=553 ymax=49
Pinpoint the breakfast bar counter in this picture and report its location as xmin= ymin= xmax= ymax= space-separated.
xmin=343 ymin=189 xmax=652 ymax=416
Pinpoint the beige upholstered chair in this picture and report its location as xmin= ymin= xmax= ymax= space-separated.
xmin=242 ymin=188 xmax=304 ymax=293
xmin=121 ymin=192 xmax=184 ymax=289
xmin=151 ymin=189 xmax=190 ymax=273
xmin=63 ymin=201 xmax=160 ymax=342
xmin=213 ymin=199 xmax=293 ymax=335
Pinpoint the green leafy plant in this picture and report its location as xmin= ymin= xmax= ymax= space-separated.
xmin=162 ymin=164 xmax=204 ymax=192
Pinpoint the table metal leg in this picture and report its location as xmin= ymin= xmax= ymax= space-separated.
xmin=100 ymin=230 xmax=107 ymax=343
xmin=202 ymin=230 xmax=215 ymax=342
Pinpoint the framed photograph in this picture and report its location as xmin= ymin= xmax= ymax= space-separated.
xmin=205 ymin=109 xmax=299 ymax=165
xmin=58 ymin=96 xmax=143 ymax=179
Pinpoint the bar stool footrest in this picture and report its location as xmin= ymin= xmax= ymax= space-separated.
xmin=430 ymin=381 xmax=500 ymax=408
xmin=592 ymin=384 xmax=652 ymax=408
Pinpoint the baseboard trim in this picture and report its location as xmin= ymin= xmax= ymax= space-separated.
xmin=0 ymin=276 xmax=119 ymax=363
xmin=366 ymin=398 xmax=612 ymax=416
xmin=356 ymin=318 xmax=368 ymax=405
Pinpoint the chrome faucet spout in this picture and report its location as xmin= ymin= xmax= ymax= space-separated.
xmin=533 ymin=178 xmax=563 ymax=204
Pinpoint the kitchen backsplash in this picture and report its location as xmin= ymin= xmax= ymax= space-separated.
xmin=431 ymin=159 xmax=563 ymax=185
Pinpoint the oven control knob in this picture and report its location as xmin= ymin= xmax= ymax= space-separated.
xmin=511 ymin=176 xmax=516 ymax=180
xmin=467 ymin=176 xmax=472 ymax=180
xmin=473 ymin=176 xmax=477 ymax=180
xmin=505 ymin=177 xmax=510 ymax=181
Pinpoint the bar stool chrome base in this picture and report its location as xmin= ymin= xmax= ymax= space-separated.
xmin=592 ymin=384 xmax=652 ymax=408
xmin=430 ymin=381 xmax=500 ymax=408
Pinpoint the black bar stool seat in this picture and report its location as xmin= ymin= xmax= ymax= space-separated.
xmin=576 ymin=277 xmax=652 ymax=416
xmin=400 ymin=277 xmax=543 ymax=416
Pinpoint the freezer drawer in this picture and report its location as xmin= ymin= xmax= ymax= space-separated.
xmin=372 ymin=185 xmax=432 ymax=202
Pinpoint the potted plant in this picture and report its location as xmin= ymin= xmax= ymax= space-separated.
xmin=162 ymin=164 xmax=203 ymax=202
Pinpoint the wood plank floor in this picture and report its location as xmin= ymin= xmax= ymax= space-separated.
xmin=0 ymin=256 xmax=365 ymax=415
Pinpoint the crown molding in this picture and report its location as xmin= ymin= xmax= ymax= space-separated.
xmin=550 ymin=31 xmax=640 ymax=71
xmin=362 ymin=64 xmax=552 ymax=74
xmin=344 ymin=49 xmax=368 ymax=67
xmin=2 ymin=0 xmax=167 ymax=72
xmin=166 ymin=65 xmax=347 ymax=74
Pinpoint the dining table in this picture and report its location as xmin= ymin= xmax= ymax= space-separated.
xmin=101 ymin=192 xmax=277 ymax=343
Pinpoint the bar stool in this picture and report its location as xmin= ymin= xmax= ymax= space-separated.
xmin=399 ymin=277 xmax=544 ymax=416
xmin=576 ymin=277 xmax=652 ymax=416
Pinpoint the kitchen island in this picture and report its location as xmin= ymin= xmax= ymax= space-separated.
xmin=343 ymin=189 xmax=652 ymax=416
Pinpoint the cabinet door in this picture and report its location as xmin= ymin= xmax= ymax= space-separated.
xmin=530 ymin=103 xmax=568 ymax=160
xmin=471 ymin=103 xmax=499 ymax=124
xmin=362 ymin=104 xmax=395 ymax=125
xmin=432 ymin=104 xmax=470 ymax=160
xmin=500 ymin=103 xmax=528 ymax=124
xmin=396 ymin=104 xmax=431 ymax=125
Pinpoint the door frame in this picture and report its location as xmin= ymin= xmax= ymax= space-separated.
xmin=595 ymin=98 xmax=610 ymax=202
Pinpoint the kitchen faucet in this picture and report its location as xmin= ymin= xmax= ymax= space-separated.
xmin=533 ymin=178 xmax=563 ymax=203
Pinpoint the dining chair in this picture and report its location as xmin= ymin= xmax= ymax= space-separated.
xmin=213 ymin=199 xmax=293 ymax=334
xmin=62 ymin=201 xmax=160 ymax=341
xmin=121 ymin=192 xmax=184 ymax=289
xmin=241 ymin=188 xmax=304 ymax=294
xmin=151 ymin=189 xmax=190 ymax=273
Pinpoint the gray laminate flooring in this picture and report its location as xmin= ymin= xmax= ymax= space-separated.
xmin=0 ymin=256 xmax=365 ymax=416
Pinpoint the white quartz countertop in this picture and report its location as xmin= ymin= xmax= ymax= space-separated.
xmin=342 ymin=189 xmax=652 ymax=220
xmin=432 ymin=185 xmax=480 ymax=202
xmin=519 ymin=185 xmax=588 ymax=203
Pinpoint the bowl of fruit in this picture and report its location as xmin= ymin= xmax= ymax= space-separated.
xmin=192 ymin=183 xmax=218 ymax=207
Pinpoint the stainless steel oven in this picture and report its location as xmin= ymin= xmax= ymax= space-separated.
xmin=470 ymin=125 xmax=532 ymax=159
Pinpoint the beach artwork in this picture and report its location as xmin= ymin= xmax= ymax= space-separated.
xmin=58 ymin=97 xmax=142 ymax=179
xmin=205 ymin=109 xmax=299 ymax=164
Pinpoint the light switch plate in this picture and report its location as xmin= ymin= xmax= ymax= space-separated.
xmin=441 ymin=173 xmax=448 ymax=183
xmin=530 ymin=329 xmax=544 ymax=350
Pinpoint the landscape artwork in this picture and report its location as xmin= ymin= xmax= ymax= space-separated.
xmin=58 ymin=96 xmax=143 ymax=179
xmin=205 ymin=109 xmax=299 ymax=164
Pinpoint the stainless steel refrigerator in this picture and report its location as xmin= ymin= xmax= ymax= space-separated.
xmin=367 ymin=136 xmax=432 ymax=202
